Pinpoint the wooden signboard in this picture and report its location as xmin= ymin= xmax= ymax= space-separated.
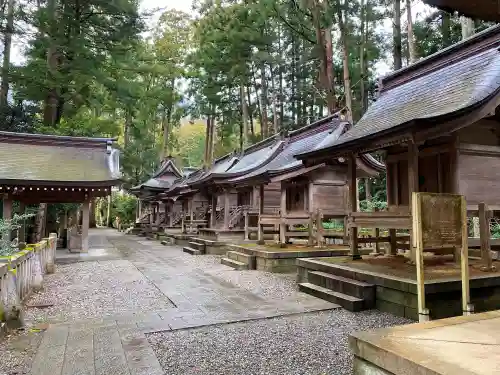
xmin=412 ymin=192 xmax=471 ymax=322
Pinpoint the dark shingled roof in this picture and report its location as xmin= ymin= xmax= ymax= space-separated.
xmin=298 ymin=25 xmax=500 ymax=158
xmin=131 ymin=158 xmax=186 ymax=193
xmin=188 ymin=136 xmax=284 ymax=186
xmin=422 ymin=0 xmax=500 ymax=21
xmin=230 ymin=115 xmax=344 ymax=183
xmin=0 ymin=131 xmax=120 ymax=185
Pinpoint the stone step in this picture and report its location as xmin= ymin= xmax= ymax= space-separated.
xmin=308 ymin=271 xmax=374 ymax=307
xmin=183 ymin=247 xmax=202 ymax=255
xmin=226 ymin=251 xmax=256 ymax=269
xmin=221 ymin=257 xmax=249 ymax=270
xmin=298 ymin=282 xmax=364 ymax=312
xmin=189 ymin=241 xmax=205 ymax=251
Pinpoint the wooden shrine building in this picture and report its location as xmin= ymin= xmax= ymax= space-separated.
xmin=422 ymin=0 xmax=500 ymax=21
xmin=230 ymin=114 xmax=384 ymax=245
xmin=0 ymin=131 xmax=120 ymax=251
xmin=297 ymin=24 xmax=500 ymax=259
xmin=129 ymin=157 xmax=184 ymax=232
xmin=186 ymin=134 xmax=284 ymax=240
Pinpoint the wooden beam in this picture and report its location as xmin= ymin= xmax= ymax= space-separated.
xmin=270 ymin=163 xmax=325 ymax=183
xmin=348 ymin=154 xmax=359 ymax=259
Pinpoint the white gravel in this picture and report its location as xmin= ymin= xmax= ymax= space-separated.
xmin=23 ymin=259 xmax=174 ymax=324
xmin=148 ymin=309 xmax=410 ymax=375
xmin=0 ymin=330 xmax=42 ymax=375
xmin=209 ymin=270 xmax=298 ymax=299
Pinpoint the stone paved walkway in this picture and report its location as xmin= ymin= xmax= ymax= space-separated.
xmin=22 ymin=229 xmax=338 ymax=375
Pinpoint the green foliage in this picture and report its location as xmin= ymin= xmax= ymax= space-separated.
xmin=0 ymin=213 xmax=36 ymax=256
xmin=101 ymin=193 xmax=137 ymax=226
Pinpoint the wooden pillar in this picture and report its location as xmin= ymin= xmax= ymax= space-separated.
xmin=244 ymin=212 xmax=249 ymax=241
xmin=2 ymin=195 xmax=12 ymax=242
xmin=449 ymin=134 xmax=460 ymax=194
xmin=189 ymin=198 xmax=194 ymax=233
xmin=223 ymin=190 xmax=230 ymax=230
xmin=279 ymin=182 xmax=287 ymax=246
xmin=479 ymin=202 xmax=493 ymax=270
xmin=18 ymin=201 xmax=26 ymax=244
xmin=258 ymin=184 xmax=265 ymax=244
xmin=408 ymin=140 xmax=419 ymax=260
xmin=252 ymin=186 xmax=259 ymax=209
xmin=210 ymin=194 xmax=217 ymax=228
xmin=348 ymin=154 xmax=360 ymax=260
xmin=81 ymin=198 xmax=90 ymax=253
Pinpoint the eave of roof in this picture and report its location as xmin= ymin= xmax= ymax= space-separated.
xmin=297 ymin=41 xmax=500 ymax=159
xmin=422 ymin=0 xmax=500 ymax=22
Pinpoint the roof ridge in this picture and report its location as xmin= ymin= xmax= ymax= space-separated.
xmin=241 ymin=134 xmax=280 ymax=155
xmin=380 ymin=24 xmax=500 ymax=92
xmin=288 ymin=112 xmax=341 ymax=137
xmin=0 ymin=131 xmax=117 ymax=146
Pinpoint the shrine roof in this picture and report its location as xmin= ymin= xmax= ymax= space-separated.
xmin=229 ymin=114 xmax=345 ymax=183
xmin=422 ymin=0 xmax=500 ymax=21
xmin=130 ymin=158 xmax=183 ymax=192
xmin=297 ymin=24 xmax=500 ymax=159
xmin=0 ymin=131 xmax=120 ymax=186
xmin=187 ymin=135 xmax=284 ymax=186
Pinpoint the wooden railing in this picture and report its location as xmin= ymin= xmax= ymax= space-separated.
xmin=0 ymin=233 xmax=57 ymax=324
xmin=171 ymin=211 xmax=183 ymax=226
xmin=228 ymin=205 xmax=250 ymax=228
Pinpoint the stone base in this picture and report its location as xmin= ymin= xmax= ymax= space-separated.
xmin=297 ymin=258 xmax=500 ymax=320
xmin=225 ymin=244 xmax=353 ymax=273
xmin=198 ymin=228 xmax=245 ymax=242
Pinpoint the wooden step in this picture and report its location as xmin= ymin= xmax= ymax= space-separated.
xmin=298 ymin=282 xmax=364 ymax=312
xmin=189 ymin=241 xmax=205 ymax=251
xmin=221 ymin=257 xmax=249 ymax=270
xmin=182 ymin=247 xmax=202 ymax=255
xmin=226 ymin=251 xmax=256 ymax=269
xmin=308 ymin=271 xmax=374 ymax=307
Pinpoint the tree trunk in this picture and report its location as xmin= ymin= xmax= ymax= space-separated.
xmin=461 ymin=16 xmax=475 ymax=39
xmin=208 ymin=106 xmax=215 ymax=164
xmin=34 ymin=203 xmax=47 ymax=242
xmin=260 ymin=63 xmax=269 ymax=139
xmin=43 ymin=0 xmax=59 ymax=126
xmin=240 ymin=84 xmax=249 ymax=148
xmin=89 ymin=199 xmax=96 ymax=228
xmin=0 ymin=0 xmax=14 ymax=108
xmin=246 ymin=83 xmax=255 ymax=137
xmin=309 ymin=0 xmax=336 ymax=114
xmin=106 ymin=194 xmax=111 ymax=227
xmin=441 ymin=11 xmax=451 ymax=47
xmin=359 ymin=0 xmax=368 ymax=117
xmin=204 ymin=116 xmax=211 ymax=168
xmin=406 ymin=0 xmax=417 ymax=64
xmin=392 ymin=0 xmax=402 ymax=70
xmin=336 ymin=3 xmax=353 ymax=121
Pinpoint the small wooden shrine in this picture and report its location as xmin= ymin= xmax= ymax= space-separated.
xmin=0 ymin=131 xmax=120 ymax=251
xmin=129 ymin=157 xmax=183 ymax=233
xmin=294 ymin=24 xmax=500 ymax=319
xmin=229 ymin=114 xmax=384 ymax=245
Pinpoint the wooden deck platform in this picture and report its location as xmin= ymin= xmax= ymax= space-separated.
xmin=351 ymin=310 xmax=500 ymax=374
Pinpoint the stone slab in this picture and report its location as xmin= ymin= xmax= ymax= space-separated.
xmin=350 ymin=310 xmax=500 ymax=375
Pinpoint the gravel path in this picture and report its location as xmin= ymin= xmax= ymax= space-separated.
xmin=148 ymin=310 xmax=411 ymax=375
xmin=24 ymin=259 xmax=174 ymax=324
xmin=0 ymin=330 xmax=43 ymax=375
xmin=209 ymin=269 xmax=299 ymax=299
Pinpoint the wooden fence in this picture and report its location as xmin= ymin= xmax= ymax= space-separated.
xmin=0 ymin=233 xmax=57 ymax=325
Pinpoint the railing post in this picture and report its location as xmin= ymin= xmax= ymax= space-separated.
xmin=47 ymin=233 xmax=57 ymax=274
